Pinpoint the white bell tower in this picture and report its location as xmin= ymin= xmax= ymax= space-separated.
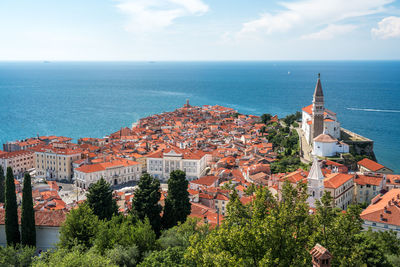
xmin=307 ymin=157 xmax=325 ymax=208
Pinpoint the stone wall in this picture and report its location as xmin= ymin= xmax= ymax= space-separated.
xmin=340 ymin=128 xmax=376 ymax=160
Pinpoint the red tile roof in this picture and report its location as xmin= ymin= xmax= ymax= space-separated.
xmin=324 ymin=173 xmax=354 ymax=189
xmin=0 ymin=208 xmax=66 ymax=227
xmin=357 ymin=158 xmax=385 ymax=172
xmin=190 ymin=176 xmax=219 ymax=187
xmin=361 ymin=189 xmax=400 ymax=226
xmin=76 ymin=159 xmax=139 ymax=173
xmin=354 ymin=174 xmax=383 ymax=186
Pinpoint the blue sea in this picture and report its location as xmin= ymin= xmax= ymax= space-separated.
xmin=0 ymin=61 xmax=399 ymax=172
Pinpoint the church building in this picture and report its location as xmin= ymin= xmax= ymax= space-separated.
xmin=301 ymin=74 xmax=349 ymax=157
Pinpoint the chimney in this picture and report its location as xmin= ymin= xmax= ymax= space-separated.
xmin=310 ymin=243 xmax=332 ymax=267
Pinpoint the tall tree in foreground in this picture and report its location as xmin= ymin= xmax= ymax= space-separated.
xmin=162 ymin=170 xmax=191 ymax=229
xmin=59 ymin=203 xmax=99 ymax=250
xmin=0 ymin=165 xmax=5 ymax=203
xmin=87 ymin=177 xmax=118 ymax=220
xmin=5 ymin=167 xmax=20 ymax=246
xmin=131 ymin=173 xmax=161 ymax=234
xmin=21 ymin=173 xmax=36 ymax=247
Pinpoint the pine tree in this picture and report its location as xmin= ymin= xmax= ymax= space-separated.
xmin=0 ymin=165 xmax=5 ymax=203
xmin=162 ymin=170 xmax=191 ymax=229
xmin=131 ymin=173 xmax=161 ymax=234
xmin=21 ymin=173 xmax=36 ymax=247
xmin=86 ymin=177 xmax=118 ymax=220
xmin=5 ymin=167 xmax=20 ymax=246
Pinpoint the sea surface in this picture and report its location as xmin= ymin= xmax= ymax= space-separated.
xmin=0 ymin=61 xmax=399 ymax=172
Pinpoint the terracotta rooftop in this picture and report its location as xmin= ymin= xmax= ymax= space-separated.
xmin=354 ymin=174 xmax=383 ymax=186
xmin=190 ymin=176 xmax=219 ymax=187
xmin=0 ymin=208 xmax=66 ymax=227
xmin=361 ymin=189 xmax=400 ymax=226
xmin=324 ymin=173 xmax=354 ymax=189
xmin=75 ymin=159 xmax=139 ymax=173
xmin=358 ymin=158 xmax=385 ymax=172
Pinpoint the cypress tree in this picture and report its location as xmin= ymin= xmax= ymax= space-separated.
xmin=5 ymin=167 xmax=20 ymax=246
xmin=0 ymin=165 xmax=5 ymax=203
xmin=131 ymin=173 xmax=161 ymax=234
xmin=87 ymin=177 xmax=118 ymax=220
xmin=21 ymin=173 xmax=36 ymax=246
xmin=162 ymin=170 xmax=191 ymax=229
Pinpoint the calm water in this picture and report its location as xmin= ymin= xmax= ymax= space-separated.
xmin=0 ymin=61 xmax=399 ymax=172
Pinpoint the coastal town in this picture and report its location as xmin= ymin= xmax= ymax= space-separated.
xmin=0 ymin=75 xmax=399 ymax=257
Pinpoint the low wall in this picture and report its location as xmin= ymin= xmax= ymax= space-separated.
xmin=341 ymin=128 xmax=376 ymax=160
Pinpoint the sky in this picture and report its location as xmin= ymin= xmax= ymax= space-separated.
xmin=0 ymin=0 xmax=400 ymax=60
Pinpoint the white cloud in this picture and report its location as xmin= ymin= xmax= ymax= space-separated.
xmin=238 ymin=0 xmax=393 ymax=38
xmin=116 ymin=0 xmax=209 ymax=32
xmin=371 ymin=16 xmax=400 ymax=39
xmin=301 ymin=24 xmax=357 ymax=40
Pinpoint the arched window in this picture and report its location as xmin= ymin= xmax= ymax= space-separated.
xmin=312 ymin=191 xmax=315 ymax=197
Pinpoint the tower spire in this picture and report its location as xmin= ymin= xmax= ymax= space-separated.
xmin=311 ymin=73 xmax=324 ymax=142
xmin=313 ymin=74 xmax=323 ymax=98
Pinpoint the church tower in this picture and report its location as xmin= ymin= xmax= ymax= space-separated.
xmin=307 ymin=157 xmax=325 ymax=208
xmin=311 ymin=73 xmax=324 ymax=142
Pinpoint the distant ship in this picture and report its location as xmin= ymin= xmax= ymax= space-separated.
xmin=43 ymin=61 xmax=51 ymax=63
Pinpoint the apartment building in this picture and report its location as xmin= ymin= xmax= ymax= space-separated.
xmin=353 ymin=173 xmax=385 ymax=204
xmin=0 ymin=150 xmax=35 ymax=178
xmin=324 ymin=173 xmax=355 ymax=210
xmin=74 ymin=159 xmax=141 ymax=189
xmin=33 ymin=143 xmax=82 ymax=181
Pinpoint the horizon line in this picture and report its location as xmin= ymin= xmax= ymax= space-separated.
xmin=1 ymin=59 xmax=400 ymax=62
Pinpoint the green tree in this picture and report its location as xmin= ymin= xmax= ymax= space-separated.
xmin=94 ymin=215 xmax=157 ymax=260
xmin=186 ymin=181 xmax=313 ymax=266
xmin=261 ymin=113 xmax=272 ymax=124
xmin=86 ymin=177 xmax=118 ymax=220
xmin=131 ymin=173 xmax=162 ymax=234
xmin=158 ymin=217 xmax=209 ymax=250
xmin=0 ymin=244 xmax=36 ymax=267
xmin=162 ymin=170 xmax=191 ymax=229
xmin=105 ymin=245 xmax=139 ymax=267
xmin=59 ymin=203 xmax=99 ymax=250
xmin=0 ymin=165 xmax=5 ymax=203
xmin=5 ymin=167 xmax=20 ymax=246
xmin=21 ymin=173 xmax=36 ymax=247
xmin=139 ymin=247 xmax=185 ymax=267
xmin=225 ymin=189 xmax=250 ymax=226
xmin=33 ymin=247 xmax=116 ymax=267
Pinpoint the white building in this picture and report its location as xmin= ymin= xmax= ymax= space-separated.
xmin=313 ymin=133 xmax=349 ymax=157
xmin=307 ymin=158 xmax=325 ymax=208
xmin=74 ymin=159 xmax=141 ymax=189
xmin=146 ymin=147 xmax=210 ymax=181
xmin=301 ymin=75 xmax=341 ymax=145
xmin=0 ymin=209 xmax=66 ymax=252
